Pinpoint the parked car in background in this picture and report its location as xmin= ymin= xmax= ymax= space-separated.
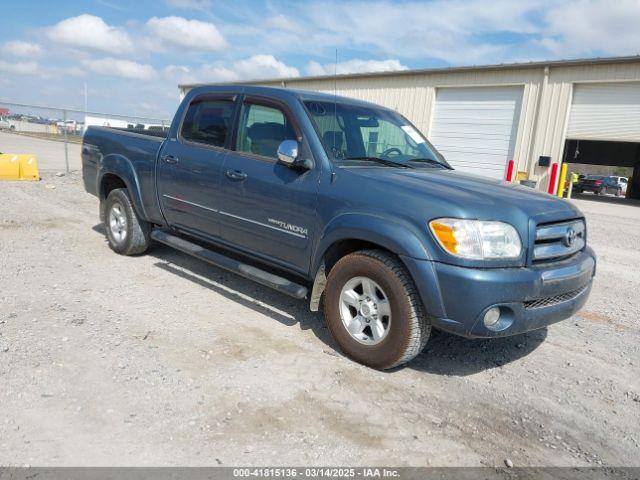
xmin=608 ymin=176 xmax=628 ymax=194
xmin=574 ymin=175 xmax=623 ymax=196
xmin=0 ymin=117 xmax=16 ymax=130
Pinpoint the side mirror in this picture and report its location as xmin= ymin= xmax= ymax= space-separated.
xmin=277 ymin=140 xmax=299 ymax=166
xmin=277 ymin=140 xmax=313 ymax=170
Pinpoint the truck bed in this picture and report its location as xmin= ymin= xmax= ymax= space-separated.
xmin=81 ymin=125 xmax=166 ymax=224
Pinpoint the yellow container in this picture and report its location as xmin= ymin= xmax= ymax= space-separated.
xmin=0 ymin=153 xmax=39 ymax=181
xmin=19 ymin=155 xmax=40 ymax=181
xmin=0 ymin=154 xmax=20 ymax=180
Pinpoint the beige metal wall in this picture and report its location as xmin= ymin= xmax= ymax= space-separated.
xmin=180 ymin=60 xmax=640 ymax=191
xmin=531 ymin=62 xmax=640 ymax=190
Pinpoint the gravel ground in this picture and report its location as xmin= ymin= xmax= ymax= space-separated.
xmin=0 ymin=171 xmax=638 ymax=467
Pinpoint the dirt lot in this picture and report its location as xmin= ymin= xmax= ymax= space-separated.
xmin=0 ymin=171 xmax=638 ymax=467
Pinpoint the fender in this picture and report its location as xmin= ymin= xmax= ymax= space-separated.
xmin=309 ymin=213 xmax=437 ymax=311
xmin=312 ymin=213 xmax=434 ymax=273
xmin=97 ymin=153 xmax=148 ymax=222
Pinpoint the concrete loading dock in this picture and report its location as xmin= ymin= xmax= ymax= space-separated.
xmin=180 ymin=56 xmax=640 ymax=198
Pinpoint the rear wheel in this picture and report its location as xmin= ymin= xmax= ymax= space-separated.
xmin=103 ymin=188 xmax=151 ymax=255
xmin=324 ymin=249 xmax=431 ymax=370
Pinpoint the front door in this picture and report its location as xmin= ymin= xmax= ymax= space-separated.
xmin=157 ymin=94 xmax=238 ymax=240
xmin=218 ymin=97 xmax=320 ymax=274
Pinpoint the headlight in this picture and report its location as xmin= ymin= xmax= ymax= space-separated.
xmin=429 ymin=218 xmax=522 ymax=260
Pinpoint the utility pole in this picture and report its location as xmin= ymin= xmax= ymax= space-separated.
xmin=63 ymin=109 xmax=69 ymax=173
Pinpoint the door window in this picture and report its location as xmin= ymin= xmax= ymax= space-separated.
xmin=236 ymin=103 xmax=296 ymax=159
xmin=181 ymin=99 xmax=235 ymax=147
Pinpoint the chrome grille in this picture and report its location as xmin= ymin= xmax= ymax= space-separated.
xmin=524 ymin=285 xmax=589 ymax=309
xmin=533 ymin=219 xmax=585 ymax=262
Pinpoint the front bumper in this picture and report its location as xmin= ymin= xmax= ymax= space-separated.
xmin=401 ymin=247 xmax=596 ymax=338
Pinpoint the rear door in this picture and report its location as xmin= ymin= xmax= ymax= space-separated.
xmin=157 ymin=94 xmax=238 ymax=239
xmin=218 ymin=96 xmax=320 ymax=274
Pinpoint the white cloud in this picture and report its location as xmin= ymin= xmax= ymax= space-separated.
xmin=2 ymin=41 xmax=43 ymax=58
xmin=83 ymin=58 xmax=156 ymax=80
xmin=164 ymin=64 xmax=191 ymax=76
xmin=47 ymin=14 xmax=133 ymax=54
xmin=541 ymin=0 xmax=640 ymax=56
xmin=235 ymin=0 xmax=540 ymax=65
xmin=232 ymin=54 xmax=299 ymax=79
xmin=146 ymin=16 xmax=225 ymax=51
xmin=306 ymin=59 xmax=408 ymax=76
xmin=166 ymin=55 xmax=300 ymax=85
xmin=163 ymin=64 xmax=200 ymax=84
xmin=0 ymin=60 xmax=39 ymax=75
xmin=196 ymin=64 xmax=239 ymax=83
xmin=265 ymin=15 xmax=303 ymax=35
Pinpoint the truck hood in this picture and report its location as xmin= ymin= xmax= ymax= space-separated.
xmin=341 ymin=166 xmax=582 ymax=222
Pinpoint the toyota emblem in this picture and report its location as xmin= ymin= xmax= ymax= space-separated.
xmin=564 ymin=227 xmax=577 ymax=247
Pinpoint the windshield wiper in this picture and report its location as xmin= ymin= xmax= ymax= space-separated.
xmin=406 ymin=157 xmax=453 ymax=169
xmin=343 ymin=156 xmax=413 ymax=168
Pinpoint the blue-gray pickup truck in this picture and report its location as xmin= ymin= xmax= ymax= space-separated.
xmin=82 ymin=85 xmax=596 ymax=369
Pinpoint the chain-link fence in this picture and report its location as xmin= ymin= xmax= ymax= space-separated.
xmin=0 ymin=101 xmax=170 ymax=173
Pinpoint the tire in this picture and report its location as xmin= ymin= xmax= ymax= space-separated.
xmin=615 ymin=188 xmax=622 ymax=197
xmin=324 ymin=249 xmax=431 ymax=370
xmin=102 ymin=188 xmax=151 ymax=255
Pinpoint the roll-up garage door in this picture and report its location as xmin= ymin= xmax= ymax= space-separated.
xmin=429 ymin=86 xmax=523 ymax=180
xmin=567 ymin=82 xmax=640 ymax=142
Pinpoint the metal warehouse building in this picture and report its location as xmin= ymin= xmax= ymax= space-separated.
xmin=179 ymin=55 xmax=640 ymax=197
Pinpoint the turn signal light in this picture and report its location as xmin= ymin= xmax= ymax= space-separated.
xmin=430 ymin=221 xmax=458 ymax=254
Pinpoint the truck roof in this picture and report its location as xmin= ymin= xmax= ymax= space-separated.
xmin=185 ymin=84 xmax=388 ymax=110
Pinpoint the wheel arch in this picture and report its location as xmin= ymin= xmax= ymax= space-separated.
xmin=309 ymin=214 xmax=434 ymax=311
xmin=97 ymin=154 xmax=147 ymax=222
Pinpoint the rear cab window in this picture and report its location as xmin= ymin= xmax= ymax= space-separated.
xmin=180 ymin=98 xmax=236 ymax=148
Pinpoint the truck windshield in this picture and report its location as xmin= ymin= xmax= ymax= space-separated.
xmin=304 ymin=100 xmax=450 ymax=169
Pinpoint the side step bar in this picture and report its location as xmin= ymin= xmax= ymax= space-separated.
xmin=151 ymin=229 xmax=308 ymax=299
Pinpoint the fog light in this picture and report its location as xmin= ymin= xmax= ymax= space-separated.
xmin=483 ymin=307 xmax=501 ymax=328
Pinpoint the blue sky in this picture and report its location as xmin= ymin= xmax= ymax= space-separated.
xmin=1 ymin=0 xmax=639 ymax=119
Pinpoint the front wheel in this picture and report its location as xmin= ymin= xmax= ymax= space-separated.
xmin=103 ymin=188 xmax=151 ymax=255
xmin=324 ymin=250 xmax=431 ymax=369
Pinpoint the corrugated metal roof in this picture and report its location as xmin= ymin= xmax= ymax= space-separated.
xmin=179 ymin=55 xmax=640 ymax=90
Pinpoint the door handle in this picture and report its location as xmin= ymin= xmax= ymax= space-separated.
xmin=225 ymin=169 xmax=247 ymax=181
xmin=162 ymin=155 xmax=179 ymax=165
